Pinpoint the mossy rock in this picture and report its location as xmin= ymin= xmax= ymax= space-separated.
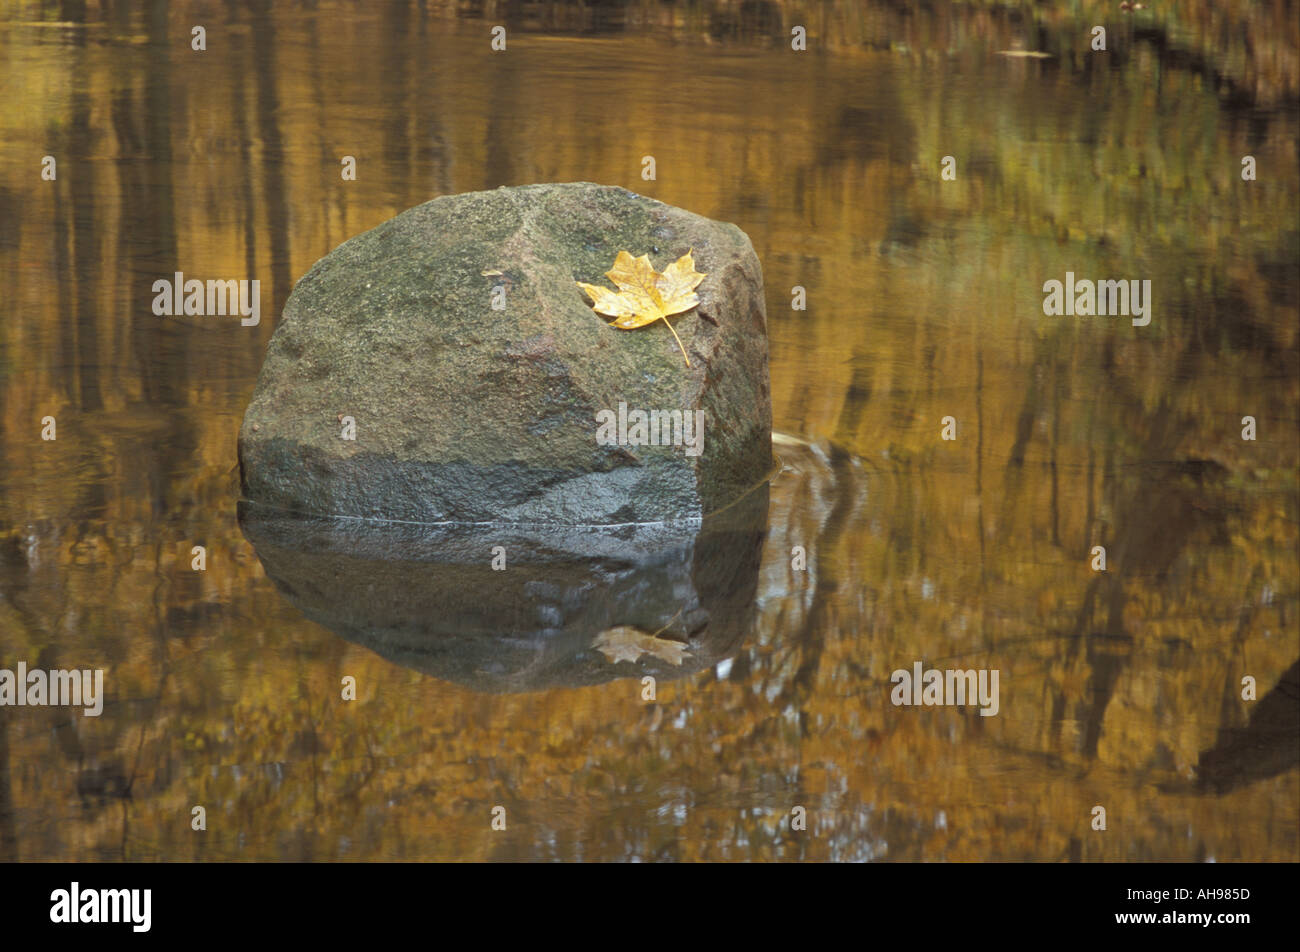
xmin=238 ymin=182 xmax=771 ymax=524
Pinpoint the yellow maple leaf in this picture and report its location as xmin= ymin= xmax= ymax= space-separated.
xmin=592 ymin=626 xmax=692 ymax=666
xmin=576 ymin=249 xmax=706 ymax=367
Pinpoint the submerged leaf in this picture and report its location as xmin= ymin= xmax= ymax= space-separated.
xmin=593 ymin=626 xmax=692 ymax=666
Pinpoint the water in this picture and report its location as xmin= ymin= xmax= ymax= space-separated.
xmin=1 ymin=1 xmax=1297 ymax=861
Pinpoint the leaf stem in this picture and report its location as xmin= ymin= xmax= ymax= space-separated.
xmin=651 ymin=605 xmax=687 ymax=639
xmin=663 ymin=317 xmax=690 ymax=367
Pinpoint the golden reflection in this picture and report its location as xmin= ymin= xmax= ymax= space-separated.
xmin=0 ymin=1 xmax=1295 ymax=861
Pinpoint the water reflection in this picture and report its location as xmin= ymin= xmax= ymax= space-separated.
xmin=1191 ymin=658 xmax=1300 ymax=796
xmin=239 ymin=485 xmax=769 ymax=693
xmin=0 ymin=0 xmax=1296 ymax=861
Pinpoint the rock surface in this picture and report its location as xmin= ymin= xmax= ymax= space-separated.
xmin=238 ymin=182 xmax=771 ymax=524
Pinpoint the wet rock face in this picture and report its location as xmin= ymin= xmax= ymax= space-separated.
xmin=238 ymin=182 xmax=771 ymax=524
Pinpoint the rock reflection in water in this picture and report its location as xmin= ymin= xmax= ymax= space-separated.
xmin=239 ymin=484 xmax=771 ymax=693
xmin=238 ymin=434 xmax=861 ymax=696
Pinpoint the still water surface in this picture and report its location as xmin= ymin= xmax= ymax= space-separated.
xmin=0 ymin=2 xmax=1297 ymax=861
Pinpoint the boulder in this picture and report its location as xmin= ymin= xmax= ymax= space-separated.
xmin=238 ymin=182 xmax=771 ymax=524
